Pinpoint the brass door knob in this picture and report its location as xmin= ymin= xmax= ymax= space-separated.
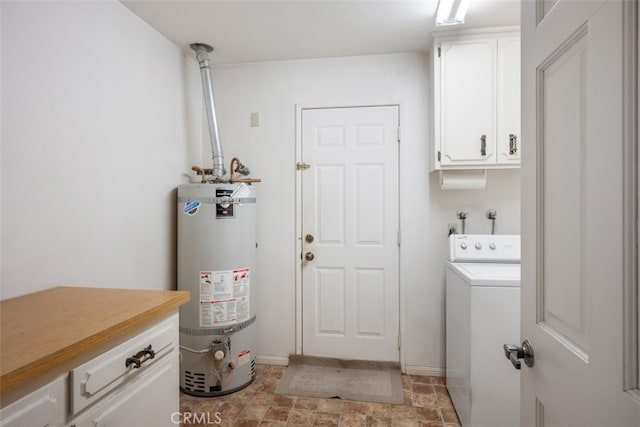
xmin=304 ymin=252 xmax=315 ymax=261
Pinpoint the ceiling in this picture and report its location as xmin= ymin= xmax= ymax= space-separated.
xmin=121 ymin=0 xmax=520 ymax=65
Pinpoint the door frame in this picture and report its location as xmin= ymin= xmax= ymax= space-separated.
xmin=623 ymin=0 xmax=639 ymax=394
xmin=294 ymin=103 xmax=403 ymax=367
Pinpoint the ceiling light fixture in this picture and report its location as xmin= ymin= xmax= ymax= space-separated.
xmin=435 ymin=0 xmax=471 ymax=26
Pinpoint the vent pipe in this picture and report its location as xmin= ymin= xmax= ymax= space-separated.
xmin=190 ymin=43 xmax=225 ymax=178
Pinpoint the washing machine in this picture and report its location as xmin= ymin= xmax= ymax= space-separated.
xmin=446 ymin=234 xmax=521 ymax=427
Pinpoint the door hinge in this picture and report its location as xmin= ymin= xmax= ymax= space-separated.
xmin=397 ymin=230 xmax=401 ymax=246
xmin=437 ymin=151 xmax=441 ymax=162
xmin=296 ymin=162 xmax=311 ymax=171
xmin=437 ymin=47 xmax=441 ymax=58
xmin=398 ymin=335 xmax=401 ymax=350
xmin=397 ymin=127 xmax=401 ymax=143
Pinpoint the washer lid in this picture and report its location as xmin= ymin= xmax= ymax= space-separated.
xmin=448 ymin=262 xmax=521 ymax=286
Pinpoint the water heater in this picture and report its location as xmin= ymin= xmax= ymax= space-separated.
xmin=177 ymin=183 xmax=257 ymax=396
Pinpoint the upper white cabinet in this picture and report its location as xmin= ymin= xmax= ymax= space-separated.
xmin=431 ymin=30 xmax=521 ymax=170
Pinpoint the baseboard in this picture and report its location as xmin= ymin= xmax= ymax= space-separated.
xmin=255 ymin=357 xmax=444 ymax=376
xmin=404 ymin=365 xmax=445 ymax=377
xmin=256 ymin=355 xmax=290 ymax=366
xmin=289 ymin=354 xmax=400 ymax=370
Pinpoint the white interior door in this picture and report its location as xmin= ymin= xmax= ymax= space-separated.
xmin=300 ymin=106 xmax=399 ymax=362
xmin=521 ymin=0 xmax=640 ymax=425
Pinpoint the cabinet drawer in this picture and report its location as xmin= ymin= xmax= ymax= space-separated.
xmin=0 ymin=375 xmax=66 ymax=427
xmin=70 ymin=354 xmax=178 ymax=427
xmin=70 ymin=313 xmax=178 ymax=415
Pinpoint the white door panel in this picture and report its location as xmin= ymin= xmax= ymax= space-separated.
xmin=301 ymin=106 xmax=399 ymax=362
xmin=497 ymin=36 xmax=521 ymax=163
xmin=521 ymin=0 xmax=640 ymax=425
xmin=440 ymin=38 xmax=496 ymax=166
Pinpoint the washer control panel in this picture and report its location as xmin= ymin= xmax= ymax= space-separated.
xmin=449 ymin=234 xmax=520 ymax=263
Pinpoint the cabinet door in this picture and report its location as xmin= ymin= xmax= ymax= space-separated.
xmin=0 ymin=376 xmax=66 ymax=427
xmin=497 ymin=36 xmax=521 ymax=164
xmin=439 ymin=38 xmax=496 ymax=167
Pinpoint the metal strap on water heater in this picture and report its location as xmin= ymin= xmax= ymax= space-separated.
xmin=177 ymin=196 xmax=256 ymax=205
xmin=180 ymin=315 xmax=256 ymax=336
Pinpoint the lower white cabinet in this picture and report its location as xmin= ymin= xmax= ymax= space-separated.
xmin=0 ymin=313 xmax=179 ymax=427
xmin=0 ymin=376 xmax=67 ymax=427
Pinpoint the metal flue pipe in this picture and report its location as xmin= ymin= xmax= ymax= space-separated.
xmin=190 ymin=43 xmax=225 ymax=178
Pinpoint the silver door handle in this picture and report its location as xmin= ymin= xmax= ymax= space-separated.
xmin=503 ymin=340 xmax=534 ymax=370
xmin=509 ymin=134 xmax=518 ymax=155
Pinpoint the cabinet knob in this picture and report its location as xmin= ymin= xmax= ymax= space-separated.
xmin=480 ymin=135 xmax=487 ymax=156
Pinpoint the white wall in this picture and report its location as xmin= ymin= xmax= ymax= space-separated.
xmin=0 ymin=1 xmax=202 ymax=299
xmin=206 ymin=53 xmax=520 ymax=372
xmin=0 ymin=1 xmax=520 ymax=371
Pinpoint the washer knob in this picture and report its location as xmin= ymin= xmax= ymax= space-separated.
xmin=475 ymin=243 xmax=482 ymax=250
xmin=489 ymin=243 xmax=497 ymax=250
xmin=460 ymin=242 xmax=468 ymax=250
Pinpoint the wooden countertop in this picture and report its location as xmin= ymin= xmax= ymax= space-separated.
xmin=0 ymin=286 xmax=190 ymax=395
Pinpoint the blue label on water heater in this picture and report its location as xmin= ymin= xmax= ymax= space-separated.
xmin=184 ymin=200 xmax=201 ymax=216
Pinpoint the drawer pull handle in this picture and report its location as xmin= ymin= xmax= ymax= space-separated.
xmin=125 ymin=345 xmax=155 ymax=369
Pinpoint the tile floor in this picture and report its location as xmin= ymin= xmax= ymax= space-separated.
xmin=180 ymin=364 xmax=460 ymax=426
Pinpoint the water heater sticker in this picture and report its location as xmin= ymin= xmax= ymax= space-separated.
xmin=213 ymin=271 xmax=233 ymax=300
xmin=199 ymin=268 xmax=250 ymax=326
xmin=237 ymin=351 xmax=251 ymax=367
xmin=183 ymin=200 xmax=201 ymax=216
xmin=232 ymin=268 xmax=250 ymax=321
xmin=213 ymin=300 xmax=237 ymax=323
xmin=230 ymin=183 xmax=251 ymax=202
xmin=216 ymin=189 xmax=234 ymax=218
xmin=236 ymin=297 xmax=250 ymax=321
xmin=199 ymin=271 xmax=214 ymax=302
xmin=233 ymin=268 xmax=250 ymax=298
xmin=199 ymin=302 xmax=214 ymax=326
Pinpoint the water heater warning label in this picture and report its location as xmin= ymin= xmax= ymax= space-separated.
xmin=199 ymin=268 xmax=250 ymax=327
xmin=237 ymin=350 xmax=251 ymax=367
